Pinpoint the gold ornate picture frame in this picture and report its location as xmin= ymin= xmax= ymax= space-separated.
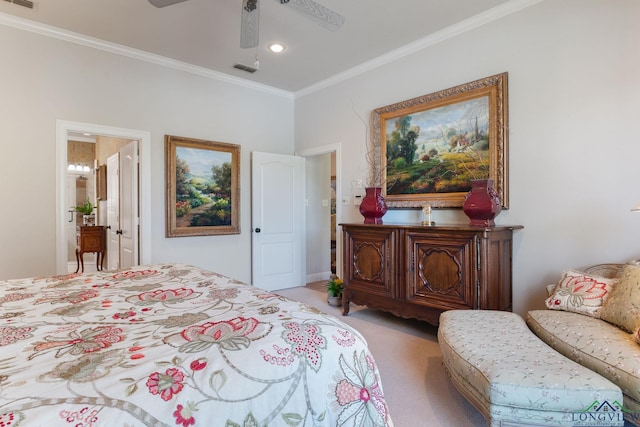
xmin=166 ymin=135 xmax=240 ymax=237
xmin=372 ymin=72 xmax=508 ymax=208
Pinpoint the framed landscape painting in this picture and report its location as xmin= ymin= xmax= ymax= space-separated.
xmin=165 ymin=135 xmax=240 ymax=237
xmin=372 ymin=72 xmax=508 ymax=208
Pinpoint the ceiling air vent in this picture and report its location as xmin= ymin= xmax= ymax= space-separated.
xmin=3 ymin=0 xmax=35 ymax=9
xmin=233 ymin=63 xmax=257 ymax=74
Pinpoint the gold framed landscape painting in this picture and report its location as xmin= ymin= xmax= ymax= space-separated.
xmin=372 ymin=72 xmax=509 ymax=208
xmin=165 ymin=135 xmax=240 ymax=237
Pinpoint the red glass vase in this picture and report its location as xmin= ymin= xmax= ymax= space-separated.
xmin=359 ymin=187 xmax=387 ymax=224
xmin=462 ymin=179 xmax=501 ymax=226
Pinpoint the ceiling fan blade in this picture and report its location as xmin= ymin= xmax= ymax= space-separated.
xmin=279 ymin=0 xmax=344 ymax=31
xmin=240 ymin=0 xmax=260 ymax=49
xmin=148 ymin=0 xmax=190 ymax=8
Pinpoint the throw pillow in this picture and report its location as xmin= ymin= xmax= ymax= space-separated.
xmin=545 ymin=270 xmax=618 ymax=318
xmin=545 ymin=283 xmax=556 ymax=297
xmin=600 ymin=264 xmax=640 ymax=333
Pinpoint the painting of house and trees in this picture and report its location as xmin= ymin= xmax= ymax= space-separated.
xmin=374 ymin=72 xmax=508 ymax=208
xmin=385 ymin=96 xmax=490 ymax=197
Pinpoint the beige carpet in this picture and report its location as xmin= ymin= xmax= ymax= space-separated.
xmin=276 ymin=283 xmax=486 ymax=427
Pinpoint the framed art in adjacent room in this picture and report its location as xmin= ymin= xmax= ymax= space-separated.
xmin=165 ymin=135 xmax=240 ymax=237
xmin=372 ymin=72 xmax=509 ymax=208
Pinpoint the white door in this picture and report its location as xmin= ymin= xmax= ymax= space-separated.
xmin=251 ymin=152 xmax=305 ymax=291
xmin=106 ymin=153 xmax=120 ymax=270
xmin=119 ymin=141 xmax=139 ymax=268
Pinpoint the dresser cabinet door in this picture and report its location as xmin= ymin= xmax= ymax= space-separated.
xmin=406 ymin=230 xmax=477 ymax=310
xmin=343 ymin=226 xmax=397 ymax=299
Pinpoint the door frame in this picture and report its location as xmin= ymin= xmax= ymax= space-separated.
xmin=55 ymin=120 xmax=152 ymax=275
xmin=297 ymin=143 xmax=342 ymax=280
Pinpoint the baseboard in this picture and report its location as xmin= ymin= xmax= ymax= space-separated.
xmin=306 ymin=271 xmax=332 ymax=283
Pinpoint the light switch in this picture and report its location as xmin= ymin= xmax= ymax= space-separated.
xmin=321 ymin=199 xmax=329 ymax=207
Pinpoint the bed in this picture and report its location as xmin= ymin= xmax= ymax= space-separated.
xmin=0 ymin=263 xmax=393 ymax=427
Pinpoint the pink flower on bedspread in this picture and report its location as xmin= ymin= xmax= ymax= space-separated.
xmin=332 ymin=329 xmax=357 ymax=347
xmin=189 ymin=359 xmax=207 ymax=371
xmin=173 ymin=403 xmax=197 ymax=427
xmin=164 ymin=317 xmax=272 ymax=353
xmin=36 ymin=272 xmax=80 ymax=283
xmin=59 ymin=406 xmax=99 ymax=426
xmin=30 ymin=325 xmax=124 ymax=359
xmin=282 ymin=322 xmax=326 ymax=371
xmin=0 ymin=411 xmax=24 ymax=426
xmin=332 ymin=351 xmax=388 ymax=426
xmin=255 ymin=292 xmax=283 ymax=301
xmin=126 ymin=288 xmax=201 ymax=305
xmin=0 ymin=326 xmax=34 ymax=346
xmin=146 ymin=367 xmax=185 ymax=401
xmin=260 ymin=344 xmax=295 ymax=366
xmin=112 ymin=310 xmax=137 ymax=320
xmin=0 ymin=292 xmax=34 ymax=305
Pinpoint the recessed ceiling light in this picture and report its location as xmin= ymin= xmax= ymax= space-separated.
xmin=268 ymin=43 xmax=285 ymax=53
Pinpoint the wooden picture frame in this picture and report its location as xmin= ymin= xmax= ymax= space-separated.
xmin=165 ymin=135 xmax=240 ymax=237
xmin=372 ymin=72 xmax=508 ymax=208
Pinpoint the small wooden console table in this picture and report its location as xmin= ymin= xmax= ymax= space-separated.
xmin=75 ymin=225 xmax=105 ymax=273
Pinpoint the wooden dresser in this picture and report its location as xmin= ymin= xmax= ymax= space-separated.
xmin=75 ymin=226 xmax=106 ymax=273
xmin=341 ymin=223 xmax=522 ymax=326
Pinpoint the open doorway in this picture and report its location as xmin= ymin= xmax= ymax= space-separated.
xmin=298 ymin=144 xmax=342 ymax=284
xmin=66 ymin=136 xmax=98 ymax=272
xmin=55 ymin=120 xmax=152 ymax=275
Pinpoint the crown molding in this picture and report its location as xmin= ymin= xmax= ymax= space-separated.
xmin=0 ymin=0 xmax=542 ymax=101
xmin=294 ymin=0 xmax=543 ymax=99
xmin=0 ymin=12 xmax=294 ymax=100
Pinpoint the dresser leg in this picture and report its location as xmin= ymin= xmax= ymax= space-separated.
xmin=75 ymin=249 xmax=80 ymax=273
xmin=342 ymin=300 xmax=350 ymax=316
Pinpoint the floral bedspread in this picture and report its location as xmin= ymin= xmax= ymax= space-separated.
xmin=0 ymin=264 xmax=393 ymax=427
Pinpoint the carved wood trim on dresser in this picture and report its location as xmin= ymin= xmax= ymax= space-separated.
xmin=341 ymin=223 xmax=523 ymax=326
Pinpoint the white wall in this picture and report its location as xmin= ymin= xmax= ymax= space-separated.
xmin=0 ymin=23 xmax=294 ymax=282
xmin=294 ymin=0 xmax=640 ymax=315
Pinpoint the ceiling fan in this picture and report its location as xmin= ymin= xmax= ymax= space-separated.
xmin=148 ymin=0 xmax=345 ymax=49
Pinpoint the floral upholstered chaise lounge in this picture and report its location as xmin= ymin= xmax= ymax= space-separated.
xmin=439 ymin=262 xmax=640 ymax=426
xmin=527 ymin=262 xmax=640 ymax=426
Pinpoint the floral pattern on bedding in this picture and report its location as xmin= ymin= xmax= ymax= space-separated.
xmin=0 ymin=264 xmax=393 ymax=427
